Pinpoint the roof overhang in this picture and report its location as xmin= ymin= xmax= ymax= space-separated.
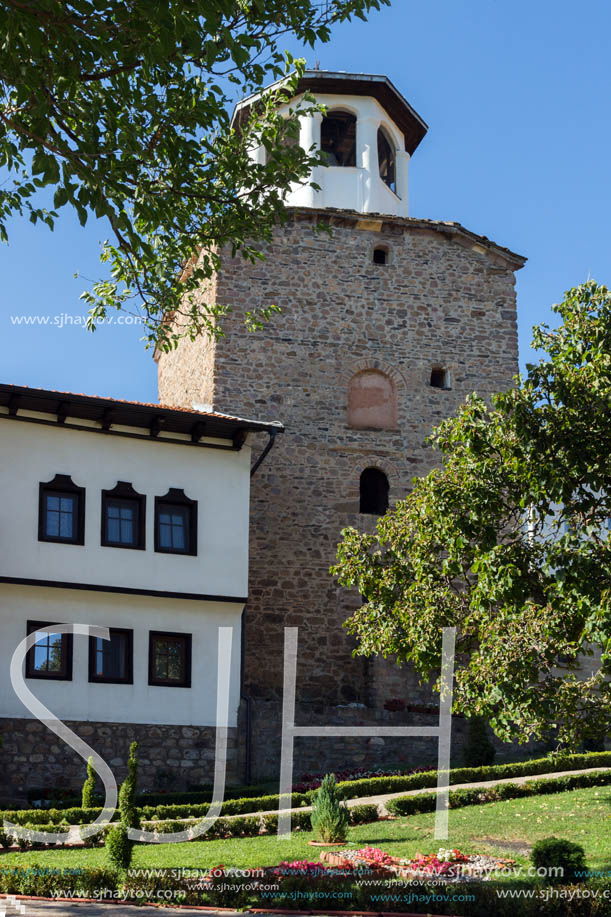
xmin=0 ymin=384 xmax=283 ymax=443
xmin=232 ymin=70 xmax=428 ymax=155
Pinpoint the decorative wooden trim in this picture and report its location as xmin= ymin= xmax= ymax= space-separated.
xmin=88 ymin=627 xmax=133 ymax=685
xmin=56 ymin=402 xmax=69 ymax=425
xmin=0 ymin=415 xmax=247 ymax=453
xmin=0 ymin=576 xmax=246 ymax=604
xmin=154 ymin=488 xmax=198 ymax=556
xmin=38 ymin=474 xmax=86 ymax=545
xmin=149 ymin=415 xmax=164 ymax=438
xmin=148 ymin=631 xmax=192 ymax=689
xmin=190 ymin=421 xmax=206 ymax=443
xmin=101 ymin=481 xmax=146 ymax=551
xmin=25 ymin=620 xmax=73 ymax=681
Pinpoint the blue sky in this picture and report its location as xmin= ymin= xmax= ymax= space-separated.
xmin=1 ymin=0 xmax=609 ymax=403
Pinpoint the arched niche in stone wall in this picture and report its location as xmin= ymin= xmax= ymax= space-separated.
xmin=348 ymin=369 xmax=397 ymax=430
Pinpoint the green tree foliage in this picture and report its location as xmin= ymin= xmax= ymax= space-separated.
xmin=310 ymin=772 xmax=349 ymax=842
xmin=333 ymin=282 xmax=611 ymax=749
xmin=0 ymin=0 xmax=388 ymax=348
xmin=81 ymin=756 xmax=96 ymax=808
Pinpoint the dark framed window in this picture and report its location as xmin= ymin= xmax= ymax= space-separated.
xmin=89 ymin=628 xmax=133 ymax=684
xmin=101 ymin=482 xmax=146 ymax=550
xmin=373 ymin=247 xmax=388 ymax=265
xmin=26 ymin=621 xmax=72 ymax=681
xmin=149 ymin=632 xmax=192 ymax=688
xmin=154 ymin=489 xmax=197 ymax=555
xmin=38 ymin=474 xmax=85 ymax=544
xmin=360 ymin=467 xmax=389 ymax=515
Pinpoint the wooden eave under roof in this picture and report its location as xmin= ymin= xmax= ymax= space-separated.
xmin=232 ymin=70 xmax=428 ymax=155
xmin=0 ymin=384 xmax=283 ymax=444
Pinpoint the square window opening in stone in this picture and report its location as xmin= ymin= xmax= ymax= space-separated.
xmin=430 ymin=367 xmax=451 ymax=390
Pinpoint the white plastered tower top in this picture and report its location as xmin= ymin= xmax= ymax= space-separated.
xmin=232 ymin=71 xmax=428 ymax=218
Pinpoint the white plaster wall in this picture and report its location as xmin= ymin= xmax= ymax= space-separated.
xmin=0 ymin=420 xmax=251 ymax=597
xmin=0 ymin=585 xmax=242 ymax=726
xmin=254 ymin=93 xmax=410 ymax=217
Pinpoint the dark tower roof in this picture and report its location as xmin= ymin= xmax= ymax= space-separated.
xmin=232 ymin=70 xmax=428 ymax=155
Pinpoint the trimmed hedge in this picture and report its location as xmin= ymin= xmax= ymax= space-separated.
xmin=386 ymin=768 xmax=611 ymax=817
xmin=2 ymin=804 xmax=382 ymax=850
xmin=4 ymin=750 xmax=610 ymax=828
xmin=135 ymin=781 xmax=276 ymax=806
xmin=1 ymin=867 xmax=611 ymax=915
xmin=334 ymin=750 xmax=611 ymax=800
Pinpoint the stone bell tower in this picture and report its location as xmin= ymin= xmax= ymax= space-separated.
xmin=157 ymin=71 xmax=526 ymax=779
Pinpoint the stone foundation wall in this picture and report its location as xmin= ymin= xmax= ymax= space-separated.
xmin=0 ymin=718 xmax=240 ymax=807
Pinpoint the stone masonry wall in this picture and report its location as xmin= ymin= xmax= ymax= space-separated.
xmin=158 ymin=207 xmax=523 ymax=781
xmin=246 ymin=701 xmax=549 ymax=781
xmin=0 ymin=718 xmax=239 ymax=806
xmin=158 ymin=267 xmax=219 ymax=410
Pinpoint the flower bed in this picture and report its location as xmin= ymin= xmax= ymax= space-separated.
xmin=270 ymin=860 xmax=334 ymax=878
xmin=321 ymin=846 xmax=516 ymax=882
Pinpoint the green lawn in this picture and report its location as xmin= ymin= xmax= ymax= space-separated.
xmin=2 ymin=785 xmax=610 ymax=874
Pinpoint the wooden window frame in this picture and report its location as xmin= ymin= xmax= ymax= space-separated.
xmin=26 ymin=620 xmax=73 ymax=681
xmin=38 ymin=474 xmax=85 ymax=545
xmin=154 ymin=489 xmax=197 ymax=556
xmin=148 ymin=631 xmax=192 ymax=688
xmin=88 ymin=627 xmax=133 ymax=685
xmin=101 ymin=481 xmax=146 ymax=550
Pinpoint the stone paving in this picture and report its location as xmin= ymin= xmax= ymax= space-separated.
xmin=2 ymin=905 xmax=239 ymax=917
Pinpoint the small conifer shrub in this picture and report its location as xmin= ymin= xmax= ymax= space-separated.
xmin=105 ymin=741 xmax=140 ymax=869
xmin=105 ymin=824 xmax=132 ymax=870
xmin=82 ymin=756 xmax=96 ymax=808
xmin=310 ymin=773 xmax=349 ymax=843
xmin=118 ymin=742 xmax=141 ymax=830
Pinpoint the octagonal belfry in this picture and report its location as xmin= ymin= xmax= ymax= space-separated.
xmin=233 ymin=70 xmax=428 ymax=217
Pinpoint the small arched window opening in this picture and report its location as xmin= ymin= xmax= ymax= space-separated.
xmin=360 ymin=468 xmax=389 ymax=515
xmin=373 ymin=247 xmax=388 ymax=265
xmin=321 ymin=111 xmax=356 ymax=167
xmin=430 ymin=367 xmax=451 ymax=390
xmin=377 ymin=128 xmax=396 ymax=193
xmin=348 ymin=370 xmax=397 ymax=430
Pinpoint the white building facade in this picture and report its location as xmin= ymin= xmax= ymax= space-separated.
xmin=0 ymin=384 xmax=281 ymax=803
